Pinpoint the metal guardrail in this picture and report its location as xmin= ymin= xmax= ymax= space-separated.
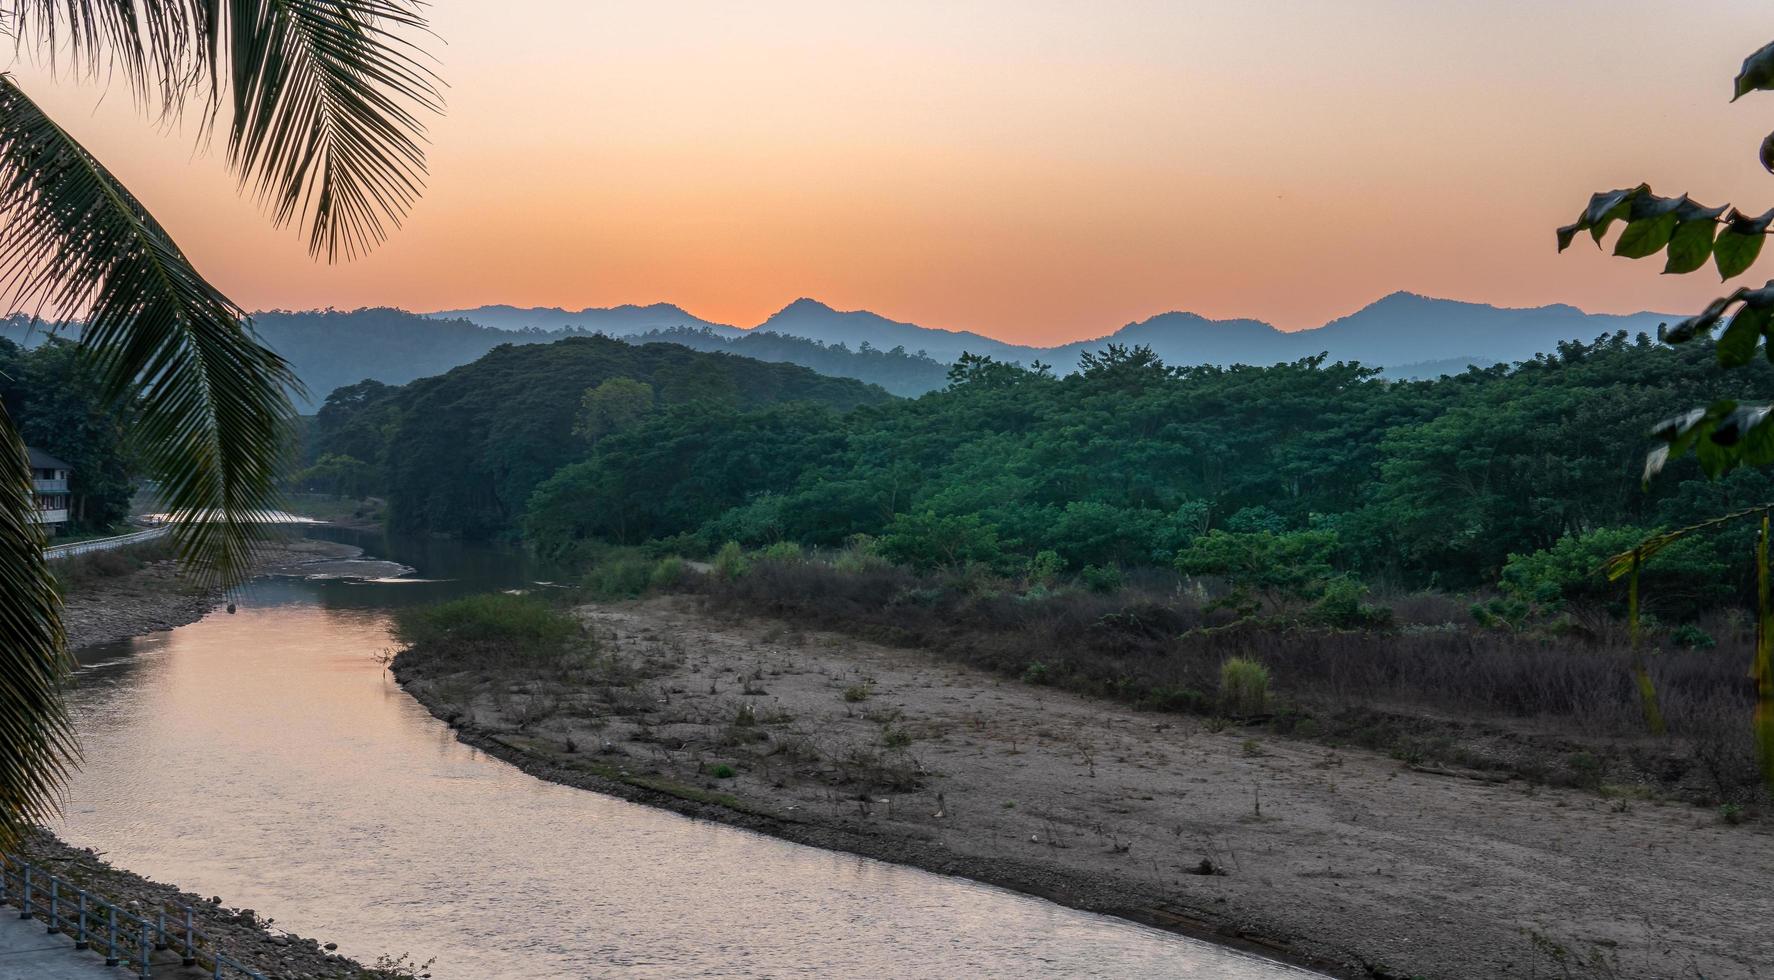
xmin=43 ymin=526 xmax=170 ymax=561
xmin=0 ymin=857 xmax=266 ymax=979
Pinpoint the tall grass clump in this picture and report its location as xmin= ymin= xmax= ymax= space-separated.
xmin=714 ymin=540 xmax=749 ymax=580
xmin=394 ymin=593 xmax=580 ymax=671
xmin=581 ymin=552 xmax=655 ymax=599
xmin=835 ymin=534 xmax=891 ymax=574
xmin=1219 ymin=657 xmax=1271 ymax=716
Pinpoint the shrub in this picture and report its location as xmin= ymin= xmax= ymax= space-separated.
xmin=1670 ymin=623 xmax=1716 ymax=650
xmin=757 ymin=540 xmax=805 ymax=563
xmin=649 ymin=556 xmax=687 ymax=589
xmin=581 ymin=554 xmax=654 ymax=599
xmin=1311 ymin=576 xmax=1393 ymax=629
xmin=1022 ymin=661 xmax=1052 ymax=685
xmin=713 ymin=540 xmax=748 ymax=580
xmin=1219 ymin=657 xmax=1270 ymax=715
xmin=835 ymin=534 xmax=890 ymax=574
xmin=710 ymin=763 xmax=736 ymax=779
xmin=394 ymin=593 xmax=579 ymax=670
xmin=842 ymin=683 xmax=872 ymax=703
xmin=1079 ymin=563 xmax=1123 ymax=594
xmin=1027 ymin=549 xmax=1065 ymax=587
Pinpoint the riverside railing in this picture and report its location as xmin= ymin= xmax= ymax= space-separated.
xmin=0 ymin=857 xmax=266 ymax=980
xmin=43 ymin=525 xmax=170 ymax=561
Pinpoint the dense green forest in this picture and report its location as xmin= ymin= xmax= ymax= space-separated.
xmin=0 ymin=338 xmax=134 ymax=531
xmin=302 ymin=335 xmax=892 ymax=539
xmin=625 ymin=327 xmax=950 ymax=396
xmin=310 ymin=329 xmax=1774 ymax=616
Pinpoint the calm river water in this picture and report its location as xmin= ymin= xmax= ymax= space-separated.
xmin=54 ymin=529 xmax=1316 ymax=979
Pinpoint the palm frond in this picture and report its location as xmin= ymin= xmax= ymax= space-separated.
xmin=0 ymin=404 xmax=74 ymax=849
xmin=218 ymin=1 xmax=442 ymax=260
xmin=8 ymin=1 xmax=208 ymax=116
xmin=0 ymin=73 xmax=299 ymax=584
xmin=11 ymin=0 xmax=443 ymax=260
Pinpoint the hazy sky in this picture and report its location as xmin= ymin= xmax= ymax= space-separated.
xmin=8 ymin=1 xmax=1774 ymax=344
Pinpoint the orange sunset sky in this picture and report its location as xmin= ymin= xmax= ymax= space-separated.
xmin=7 ymin=1 xmax=1774 ymax=345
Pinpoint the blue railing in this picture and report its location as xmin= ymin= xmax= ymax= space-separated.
xmin=0 ymin=857 xmax=266 ymax=979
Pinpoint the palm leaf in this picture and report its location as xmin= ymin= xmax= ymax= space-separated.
xmin=10 ymin=0 xmax=442 ymax=259
xmin=217 ymin=0 xmax=442 ymax=260
xmin=0 ymin=73 xmax=298 ymax=584
xmin=0 ymin=404 xmax=74 ymax=850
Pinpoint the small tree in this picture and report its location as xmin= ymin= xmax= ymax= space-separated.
xmin=1174 ymin=528 xmax=1339 ymax=617
xmin=574 ymin=377 xmax=656 ymax=446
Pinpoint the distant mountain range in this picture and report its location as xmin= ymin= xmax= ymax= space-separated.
xmin=428 ymin=292 xmax=1673 ymax=375
xmin=3 ymin=292 xmax=1677 ymax=408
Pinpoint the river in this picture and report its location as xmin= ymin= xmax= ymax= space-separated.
xmin=54 ymin=528 xmax=1317 ymax=979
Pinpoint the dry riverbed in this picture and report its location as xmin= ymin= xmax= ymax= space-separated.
xmin=395 ymin=596 xmax=1774 ymax=980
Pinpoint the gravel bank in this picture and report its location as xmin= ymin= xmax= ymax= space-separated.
xmin=14 ymin=832 xmax=416 ymax=979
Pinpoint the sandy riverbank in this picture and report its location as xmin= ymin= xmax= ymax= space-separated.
xmin=394 ymin=595 xmax=1774 ymax=980
xmin=60 ymin=537 xmax=364 ymax=650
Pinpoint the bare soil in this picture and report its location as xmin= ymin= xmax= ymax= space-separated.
xmin=395 ymin=596 xmax=1774 ymax=980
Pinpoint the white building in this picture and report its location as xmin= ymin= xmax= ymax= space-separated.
xmin=27 ymin=447 xmax=71 ymax=529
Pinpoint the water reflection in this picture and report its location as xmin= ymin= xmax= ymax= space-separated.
xmin=58 ymin=534 xmax=1315 ymax=979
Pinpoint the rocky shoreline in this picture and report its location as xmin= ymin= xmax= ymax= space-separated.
xmin=13 ymin=831 xmax=415 ymax=979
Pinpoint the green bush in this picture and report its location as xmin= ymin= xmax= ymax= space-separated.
xmin=1027 ymin=549 xmax=1065 ymax=587
xmin=835 ymin=534 xmax=891 ymax=574
xmin=1311 ymin=576 xmax=1393 ymax=629
xmin=649 ymin=556 xmax=687 ymax=590
xmin=713 ymin=540 xmax=749 ymax=580
xmin=1670 ymin=623 xmax=1716 ymax=650
xmin=757 ymin=540 xmax=805 ymax=563
xmin=1079 ymin=563 xmax=1122 ymax=594
xmin=394 ymin=593 xmax=578 ymax=660
xmin=1219 ymin=657 xmax=1270 ymax=715
xmin=582 ymin=555 xmax=655 ymax=599
xmin=1022 ymin=661 xmax=1052 ymax=685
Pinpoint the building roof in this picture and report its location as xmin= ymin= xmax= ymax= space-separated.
xmin=26 ymin=447 xmax=71 ymax=471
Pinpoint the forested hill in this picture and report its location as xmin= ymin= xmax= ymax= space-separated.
xmin=307 ymin=334 xmax=891 ymax=539
xmin=501 ymin=333 xmax=1774 ymax=598
xmin=250 ymin=309 xmax=946 ymax=403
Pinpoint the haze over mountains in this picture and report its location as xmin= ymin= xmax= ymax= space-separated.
xmin=5 ymin=293 xmax=1678 ymax=408
xmin=430 ymin=292 xmax=1673 ymax=376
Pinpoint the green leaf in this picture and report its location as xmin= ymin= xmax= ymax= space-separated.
xmin=1614 ymin=212 xmax=1679 ymax=259
xmin=1719 ymin=305 xmax=1770 ymax=367
xmin=1716 ymin=228 xmax=1767 ymax=279
xmin=1578 ymin=185 xmax=1648 ymax=244
xmin=1665 ymin=218 xmax=1717 ymax=274
xmin=1661 ymin=290 xmax=1744 ymax=344
xmin=1736 ymin=40 xmax=1774 ymax=101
